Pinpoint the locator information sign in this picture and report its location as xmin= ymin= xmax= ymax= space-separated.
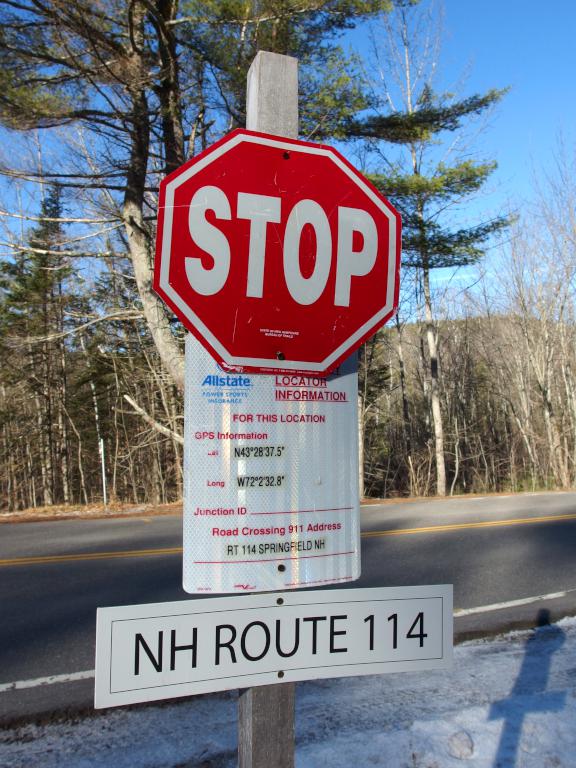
xmin=183 ymin=334 xmax=360 ymax=593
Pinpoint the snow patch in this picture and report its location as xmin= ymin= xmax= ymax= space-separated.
xmin=1 ymin=618 xmax=575 ymax=767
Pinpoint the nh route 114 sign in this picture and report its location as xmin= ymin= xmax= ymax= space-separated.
xmin=182 ymin=334 xmax=359 ymax=594
xmin=95 ymin=585 xmax=453 ymax=708
xmin=154 ymin=129 xmax=401 ymax=376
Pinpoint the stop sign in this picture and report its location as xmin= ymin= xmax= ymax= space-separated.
xmin=154 ymin=129 xmax=401 ymax=375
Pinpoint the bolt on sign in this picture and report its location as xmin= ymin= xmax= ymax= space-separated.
xmin=154 ymin=129 xmax=401 ymax=376
xmin=182 ymin=334 xmax=359 ymax=594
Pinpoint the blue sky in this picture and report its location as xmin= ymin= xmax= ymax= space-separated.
xmin=439 ymin=0 xmax=576 ymax=210
xmin=344 ymin=0 xmax=576 ymax=293
xmin=347 ymin=0 xmax=576 ymax=216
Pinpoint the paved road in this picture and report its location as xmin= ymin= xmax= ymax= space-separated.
xmin=1 ymin=491 xmax=576 ymax=723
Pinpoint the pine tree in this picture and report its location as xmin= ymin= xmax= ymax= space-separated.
xmin=0 ymin=187 xmax=71 ymax=504
xmin=182 ymin=0 xmax=391 ymax=141
xmin=349 ymin=3 xmax=509 ymax=495
xmin=0 ymin=0 xmax=396 ymax=393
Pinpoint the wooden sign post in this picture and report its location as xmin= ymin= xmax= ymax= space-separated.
xmin=237 ymin=51 xmax=299 ymax=768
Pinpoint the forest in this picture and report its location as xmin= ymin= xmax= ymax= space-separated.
xmin=1 ymin=0 xmax=575 ymax=511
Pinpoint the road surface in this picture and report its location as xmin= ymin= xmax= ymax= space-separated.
xmin=1 ymin=491 xmax=575 ymax=723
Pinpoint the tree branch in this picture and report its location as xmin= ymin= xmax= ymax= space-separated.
xmin=123 ymin=394 xmax=184 ymax=444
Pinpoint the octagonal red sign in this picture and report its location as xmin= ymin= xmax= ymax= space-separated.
xmin=154 ymin=129 xmax=401 ymax=375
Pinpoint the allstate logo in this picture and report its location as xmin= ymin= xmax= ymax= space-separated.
xmin=202 ymin=372 xmax=252 ymax=388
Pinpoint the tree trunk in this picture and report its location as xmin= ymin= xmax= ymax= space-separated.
xmin=395 ymin=314 xmax=411 ymax=457
xmin=123 ymin=0 xmax=185 ymax=391
xmin=422 ymin=268 xmax=446 ymax=496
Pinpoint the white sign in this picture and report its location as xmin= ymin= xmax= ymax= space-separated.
xmin=183 ymin=334 xmax=360 ymax=594
xmin=95 ymin=585 xmax=453 ymax=709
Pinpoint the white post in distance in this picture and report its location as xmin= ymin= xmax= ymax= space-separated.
xmin=238 ymin=50 xmax=299 ymax=768
xmin=99 ymin=437 xmax=108 ymax=509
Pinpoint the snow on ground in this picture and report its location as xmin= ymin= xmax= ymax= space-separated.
xmin=1 ymin=617 xmax=575 ymax=768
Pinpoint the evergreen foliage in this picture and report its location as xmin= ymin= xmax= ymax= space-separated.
xmin=348 ymin=2 xmax=511 ymax=496
xmin=0 ymin=0 xmax=403 ymax=509
xmin=349 ymin=89 xmax=507 ymax=144
xmin=350 ymin=86 xmax=510 ymax=270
